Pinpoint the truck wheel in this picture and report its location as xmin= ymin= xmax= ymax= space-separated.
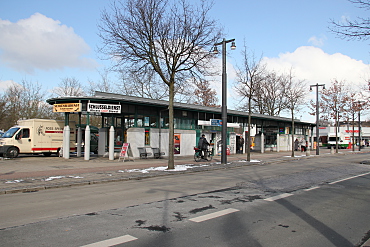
xmin=7 ymin=147 xmax=19 ymax=158
xmin=43 ymin=152 xmax=52 ymax=157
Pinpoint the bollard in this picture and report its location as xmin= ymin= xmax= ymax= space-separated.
xmin=64 ymin=125 xmax=70 ymax=159
xmin=330 ymin=146 xmax=334 ymax=154
xmin=306 ymin=149 xmax=310 ymax=156
xmin=84 ymin=125 xmax=90 ymax=161
xmin=77 ymin=127 xmax=82 ymax=157
xmin=109 ymin=126 xmax=115 ymax=160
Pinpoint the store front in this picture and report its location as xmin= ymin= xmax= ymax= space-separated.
xmin=46 ymin=91 xmax=315 ymax=159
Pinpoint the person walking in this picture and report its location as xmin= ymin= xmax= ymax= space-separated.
xmin=294 ymin=138 xmax=299 ymax=151
xmin=240 ymin=137 xmax=245 ymax=154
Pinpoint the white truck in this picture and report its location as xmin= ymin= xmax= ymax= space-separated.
xmin=327 ymin=132 xmax=350 ymax=149
xmin=0 ymin=119 xmax=76 ymax=158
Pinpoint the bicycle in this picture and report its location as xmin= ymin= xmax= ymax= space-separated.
xmin=194 ymin=147 xmax=213 ymax=162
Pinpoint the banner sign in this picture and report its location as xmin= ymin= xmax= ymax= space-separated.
xmin=87 ymin=103 xmax=121 ymax=113
xmin=210 ymin=119 xmax=222 ymax=126
xmin=53 ymin=103 xmax=81 ymax=112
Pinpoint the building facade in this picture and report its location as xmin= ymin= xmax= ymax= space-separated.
xmin=47 ymin=91 xmax=315 ymax=158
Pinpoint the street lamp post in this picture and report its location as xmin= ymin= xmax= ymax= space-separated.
xmin=310 ymin=83 xmax=325 ymax=155
xmin=356 ymin=101 xmax=364 ymax=151
xmin=213 ymin=38 xmax=236 ymax=165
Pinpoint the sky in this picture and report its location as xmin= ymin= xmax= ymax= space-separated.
xmin=1 ymin=0 xmax=370 ymax=122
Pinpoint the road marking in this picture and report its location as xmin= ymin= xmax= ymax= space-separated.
xmin=189 ymin=208 xmax=240 ymax=223
xmin=329 ymin=172 xmax=370 ymax=185
xmin=80 ymin=235 xmax=137 ymax=247
xmin=264 ymin=193 xmax=293 ymax=201
xmin=304 ymin=186 xmax=320 ymax=191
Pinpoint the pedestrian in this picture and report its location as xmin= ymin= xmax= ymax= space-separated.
xmin=240 ymin=137 xmax=244 ymax=154
xmin=198 ymin=134 xmax=210 ymax=159
xmin=236 ymin=137 xmax=240 ymax=154
xmin=301 ymin=140 xmax=307 ymax=152
xmin=294 ymin=138 xmax=299 ymax=151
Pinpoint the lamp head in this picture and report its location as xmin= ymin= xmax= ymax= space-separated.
xmin=230 ymin=41 xmax=236 ymax=50
xmin=212 ymin=46 xmax=219 ymax=54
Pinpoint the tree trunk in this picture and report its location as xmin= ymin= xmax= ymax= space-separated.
xmin=335 ymin=111 xmax=339 ymax=153
xmin=291 ymin=109 xmax=295 ymax=157
xmin=167 ymin=82 xmax=175 ymax=169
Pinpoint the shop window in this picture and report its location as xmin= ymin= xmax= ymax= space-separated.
xmin=125 ymin=116 xmax=135 ymax=128
xmin=137 ymin=115 xmax=143 ymax=127
xmin=115 ymin=128 xmax=123 ymax=146
xmin=116 ymin=117 xmax=122 ymax=127
xmin=150 ymin=116 xmax=157 ymax=127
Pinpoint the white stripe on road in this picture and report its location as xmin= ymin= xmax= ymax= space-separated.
xmin=329 ymin=172 xmax=370 ymax=185
xmin=80 ymin=235 xmax=137 ymax=247
xmin=189 ymin=208 xmax=240 ymax=223
xmin=264 ymin=193 xmax=293 ymax=201
xmin=304 ymin=186 xmax=320 ymax=191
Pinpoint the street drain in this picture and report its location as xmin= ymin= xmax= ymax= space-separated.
xmin=135 ymin=220 xmax=146 ymax=226
xmin=173 ymin=212 xmax=187 ymax=221
xmin=142 ymin=225 xmax=170 ymax=232
xmin=86 ymin=212 xmax=98 ymax=216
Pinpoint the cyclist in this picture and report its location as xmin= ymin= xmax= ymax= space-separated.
xmin=197 ymin=134 xmax=210 ymax=159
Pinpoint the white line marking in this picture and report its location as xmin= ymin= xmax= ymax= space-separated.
xmin=304 ymin=186 xmax=320 ymax=191
xmin=264 ymin=193 xmax=293 ymax=201
xmin=189 ymin=208 xmax=240 ymax=223
xmin=329 ymin=172 xmax=370 ymax=185
xmin=80 ymin=235 xmax=138 ymax=247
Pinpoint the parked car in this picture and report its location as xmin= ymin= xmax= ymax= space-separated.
xmin=0 ymin=131 xmax=4 ymax=138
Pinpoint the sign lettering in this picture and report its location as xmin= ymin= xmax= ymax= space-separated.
xmin=87 ymin=103 xmax=121 ymax=113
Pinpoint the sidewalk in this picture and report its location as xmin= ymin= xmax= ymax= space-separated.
xmin=0 ymin=148 xmax=368 ymax=194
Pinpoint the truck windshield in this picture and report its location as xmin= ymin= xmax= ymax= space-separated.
xmin=328 ymin=137 xmax=339 ymax=142
xmin=2 ymin=127 xmax=20 ymax=138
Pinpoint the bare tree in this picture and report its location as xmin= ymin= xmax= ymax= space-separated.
xmin=98 ymin=0 xmax=222 ymax=169
xmin=117 ymin=68 xmax=169 ymax=99
xmin=86 ymin=68 xmax=117 ymax=96
xmin=319 ymin=80 xmax=349 ymax=153
xmin=253 ymin=71 xmax=288 ymax=116
xmin=1 ymin=80 xmax=54 ymax=130
xmin=234 ymin=46 xmax=266 ymax=161
xmin=192 ymin=79 xmax=219 ymax=107
xmin=343 ymin=90 xmax=362 ymax=151
xmin=52 ymin=77 xmax=85 ymax=97
xmin=0 ymin=93 xmax=8 ymax=130
xmin=284 ymin=70 xmax=307 ymax=157
xmin=330 ymin=0 xmax=370 ymax=41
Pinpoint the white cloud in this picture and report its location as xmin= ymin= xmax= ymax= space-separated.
xmin=262 ymin=46 xmax=370 ymax=88
xmin=308 ymin=35 xmax=326 ymax=47
xmin=0 ymin=13 xmax=98 ymax=73
xmin=0 ymin=80 xmax=19 ymax=92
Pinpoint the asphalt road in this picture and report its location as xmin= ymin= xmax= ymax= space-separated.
xmin=1 ymin=153 xmax=370 ymax=246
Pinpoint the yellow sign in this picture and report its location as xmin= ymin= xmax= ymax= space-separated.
xmin=53 ymin=103 xmax=81 ymax=112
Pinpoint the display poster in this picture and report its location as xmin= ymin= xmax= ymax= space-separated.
xmin=174 ymin=134 xmax=181 ymax=154
xmin=119 ymin=143 xmax=134 ymax=161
